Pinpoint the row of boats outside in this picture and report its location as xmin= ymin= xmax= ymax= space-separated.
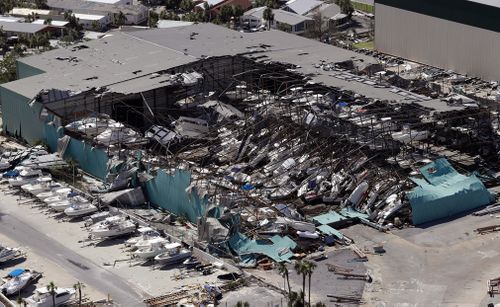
xmin=0 ymin=163 xmax=197 ymax=305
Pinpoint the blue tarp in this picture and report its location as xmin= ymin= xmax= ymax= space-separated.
xmin=228 ymin=232 xmax=296 ymax=262
xmin=407 ymin=158 xmax=494 ymax=225
xmin=8 ymin=268 xmax=24 ymax=277
xmin=2 ymin=170 xmax=19 ymax=178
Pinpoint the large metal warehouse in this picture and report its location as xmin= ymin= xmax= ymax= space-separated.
xmin=375 ymin=0 xmax=500 ymax=81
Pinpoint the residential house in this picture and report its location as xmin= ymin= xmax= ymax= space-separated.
xmin=283 ymin=0 xmax=323 ymax=15
xmin=0 ymin=20 xmax=49 ymax=36
xmin=241 ymin=7 xmax=313 ymax=34
xmin=194 ymin=0 xmax=252 ymax=15
xmin=305 ymin=3 xmax=349 ymax=31
xmin=46 ymin=0 xmax=148 ymax=25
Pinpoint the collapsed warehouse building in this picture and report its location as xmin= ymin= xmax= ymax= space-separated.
xmin=0 ymin=23 xmax=499 ymax=265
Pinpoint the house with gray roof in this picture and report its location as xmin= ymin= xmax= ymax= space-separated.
xmin=283 ymin=0 xmax=323 ymax=15
xmin=242 ymin=7 xmax=313 ymax=34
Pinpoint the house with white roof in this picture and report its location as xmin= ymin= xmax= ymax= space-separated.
xmin=283 ymin=0 xmax=323 ymax=15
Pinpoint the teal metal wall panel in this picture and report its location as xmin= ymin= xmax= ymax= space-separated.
xmin=44 ymin=122 xmax=109 ymax=180
xmin=63 ymin=138 xmax=109 ymax=180
xmin=144 ymin=169 xmax=207 ymax=223
xmin=0 ymin=86 xmax=46 ymax=144
xmin=16 ymin=61 xmax=45 ymax=79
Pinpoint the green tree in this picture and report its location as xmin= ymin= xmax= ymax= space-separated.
xmin=73 ymin=282 xmax=85 ymax=307
xmin=64 ymin=12 xmax=83 ymax=31
xmin=335 ymin=0 xmax=354 ymax=18
xmin=0 ymin=27 xmax=6 ymax=52
xmin=44 ymin=18 xmax=52 ymax=25
xmin=113 ymin=11 xmax=127 ymax=27
xmin=294 ymin=260 xmax=308 ymax=307
xmin=305 ymin=261 xmax=317 ymax=307
xmin=148 ymin=10 xmax=159 ymax=27
xmin=219 ymin=5 xmax=233 ymax=23
xmin=0 ymin=53 xmax=17 ymax=83
xmin=164 ymin=0 xmax=179 ymax=10
xmin=262 ymin=7 xmax=274 ymax=30
xmin=47 ymin=281 xmax=57 ymax=307
xmin=0 ymin=0 xmax=15 ymax=15
xmin=35 ymin=0 xmax=48 ymax=9
xmin=180 ymin=0 xmax=194 ymax=11
xmin=232 ymin=5 xmax=244 ymax=18
xmin=278 ymin=262 xmax=291 ymax=294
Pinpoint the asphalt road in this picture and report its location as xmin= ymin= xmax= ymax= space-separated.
xmin=0 ymin=210 xmax=146 ymax=307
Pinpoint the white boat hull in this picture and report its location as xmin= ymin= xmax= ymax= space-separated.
xmin=49 ymin=200 xmax=71 ymax=212
xmin=64 ymin=205 xmax=98 ymax=217
xmin=154 ymin=250 xmax=192 ymax=265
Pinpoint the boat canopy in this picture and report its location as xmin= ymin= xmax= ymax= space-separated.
xmin=8 ymin=268 xmax=25 ymax=277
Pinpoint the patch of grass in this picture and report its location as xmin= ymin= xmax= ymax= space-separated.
xmin=352 ymin=1 xmax=375 ymax=14
xmin=353 ymin=40 xmax=374 ymax=50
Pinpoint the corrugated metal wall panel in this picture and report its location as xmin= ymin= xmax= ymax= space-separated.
xmin=144 ymin=169 xmax=207 ymax=223
xmin=0 ymin=86 xmax=46 ymax=144
xmin=375 ymin=3 xmax=500 ymax=81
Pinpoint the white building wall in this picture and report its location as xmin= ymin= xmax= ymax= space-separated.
xmin=375 ymin=3 xmax=500 ymax=81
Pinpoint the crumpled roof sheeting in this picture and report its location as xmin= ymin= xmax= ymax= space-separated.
xmin=99 ymin=187 xmax=146 ymax=206
xmin=407 ymin=158 xmax=494 ymax=225
xmin=228 ymin=232 xmax=296 ymax=262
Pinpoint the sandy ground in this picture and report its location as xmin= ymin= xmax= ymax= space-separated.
xmin=0 ymin=187 xmax=225 ymax=304
xmin=0 ymin=232 xmax=103 ymax=303
xmin=342 ymin=213 xmax=500 ymax=307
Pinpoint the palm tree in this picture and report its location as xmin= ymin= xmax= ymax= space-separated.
xmin=114 ymin=11 xmax=127 ymax=27
xmin=294 ymin=260 xmax=308 ymax=307
xmin=305 ymin=261 xmax=317 ymax=307
xmin=73 ymin=281 xmax=85 ymax=307
xmin=278 ymin=262 xmax=291 ymax=294
xmin=262 ymin=7 xmax=274 ymax=30
xmin=47 ymin=282 xmax=57 ymax=307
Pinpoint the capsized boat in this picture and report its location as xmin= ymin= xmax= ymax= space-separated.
xmin=25 ymin=286 xmax=76 ymax=307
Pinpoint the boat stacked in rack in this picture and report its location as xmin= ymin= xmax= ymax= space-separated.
xmin=133 ymin=238 xmax=168 ymax=259
xmin=0 ymin=245 xmax=21 ymax=263
xmin=8 ymin=167 xmax=43 ymax=187
xmin=0 ymin=268 xmax=42 ymax=296
xmin=64 ymin=202 xmax=98 ymax=217
xmin=25 ymin=286 xmax=75 ymax=307
xmin=39 ymin=187 xmax=73 ymax=205
xmin=154 ymin=242 xmax=192 ymax=266
xmin=49 ymin=195 xmax=87 ymax=212
xmin=21 ymin=177 xmax=59 ymax=196
xmin=90 ymin=216 xmax=137 ymax=238
xmin=125 ymin=227 xmax=162 ymax=249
